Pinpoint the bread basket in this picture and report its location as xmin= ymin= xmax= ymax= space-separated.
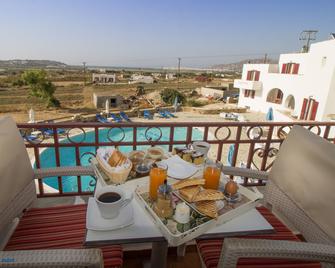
xmin=96 ymin=148 xmax=132 ymax=184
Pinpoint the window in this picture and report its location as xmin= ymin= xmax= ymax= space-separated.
xmin=281 ymin=63 xmax=299 ymax=74
xmin=246 ymin=70 xmax=260 ymax=81
xmin=266 ymin=88 xmax=283 ymax=104
xmin=244 ymin=89 xmax=255 ymax=99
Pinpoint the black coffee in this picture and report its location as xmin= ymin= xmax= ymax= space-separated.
xmin=98 ymin=192 xmax=121 ymax=203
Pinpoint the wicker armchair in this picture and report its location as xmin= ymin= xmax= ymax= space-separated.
xmin=198 ymin=125 xmax=335 ymax=268
xmin=0 ymin=116 xmax=108 ymax=267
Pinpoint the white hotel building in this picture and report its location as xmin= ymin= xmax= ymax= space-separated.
xmin=234 ymin=38 xmax=335 ymax=121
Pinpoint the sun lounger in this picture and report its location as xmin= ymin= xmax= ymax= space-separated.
xmin=96 ymin=114 xmax=109 ymax=123
xmin=120 ymin=111 xmax=131 ymax=122
xmin=164 ymin=110 xmax=177 ymax=118
xmin=158 ymin=111 xmax=169 ymax=118
xmin=219 ymin=112 xmax=239 ymax=121
xmin=110 ymin=113 xmax=122 ymax=123
xmin=143 ymin=110 xmax=153 ymax=120
xmin=41 ymin=128 xmax=66 ymax=136
xmin=21 ymin=133 xmax=38 ymax=142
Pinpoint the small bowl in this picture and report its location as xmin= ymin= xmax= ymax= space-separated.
xmin=136 ymin=162 xmax=151 ymax=176
xmin=147 ymin=147 xmax=165 ymax=160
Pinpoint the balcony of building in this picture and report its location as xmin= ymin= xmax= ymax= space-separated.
xmin=233 ymin=79 xmax=262 ymax=91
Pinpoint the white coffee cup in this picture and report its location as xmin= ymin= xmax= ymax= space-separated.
xmin=190 ymin=141 xmax=211 ymax=157
xmin=95 ymin=186 xmax=133 ymax=219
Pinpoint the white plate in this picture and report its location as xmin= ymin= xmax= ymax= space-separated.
xmin=162 ymin=155 xmax=199 ymax=180
xmin=86 ymin=197 xmax=134 ymax=231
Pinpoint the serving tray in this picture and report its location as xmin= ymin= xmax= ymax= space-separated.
xmin=135 ymin=177 xmax=263 ymax=246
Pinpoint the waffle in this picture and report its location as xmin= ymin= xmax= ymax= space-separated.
xmin=196 ymin=200 xmax=218 ymax=219
xmin=179 ymin=186 xmax=201 ymax=202
xmin=171 ymin=178 xmax=205 ymax=190
xmin=193 ymin=189 xmax=224 ymax=202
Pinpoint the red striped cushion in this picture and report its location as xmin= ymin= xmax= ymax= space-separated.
xmin=196 ymin=207 xmax=321 ymax=268
xmin=5 ymin=204 xmax=123 ymax=268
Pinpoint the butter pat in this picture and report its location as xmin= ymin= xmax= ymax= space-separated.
xmin=174 ymin=202 xmax=190 ymax=224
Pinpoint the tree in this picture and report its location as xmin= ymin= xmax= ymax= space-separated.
xmin=160 ymin=88 xmax=186 ymax=105
xmin=22 ymin=70 xmax=60 ymax=107
xmin=136 ymin=85 xmax=145 ymax=96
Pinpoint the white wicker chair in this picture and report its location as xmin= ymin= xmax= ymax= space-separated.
xmin=206 ymin=125 xmax=335 ymax=267
xmin=0 ymin=116 xmax=103 ymax=268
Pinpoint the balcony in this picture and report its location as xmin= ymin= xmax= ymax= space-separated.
xmin=1 ymin=119 xmax=335 ymax=267
xmin=233 ymin=79 xmax=262 ymax=90
xmin=16 ymin=121 xmax=335 ymax=196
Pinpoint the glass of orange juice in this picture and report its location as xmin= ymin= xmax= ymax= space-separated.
xmin=203 ymin=160 xmax=222 ymax=190
xmin=149 ymin=162 xmax=168 ymax=200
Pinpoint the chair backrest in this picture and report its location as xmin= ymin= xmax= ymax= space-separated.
xmin=0 ymin=116 xmax=36 ymax=233
xmin=265 ymin=125 xmax=335 ymax=245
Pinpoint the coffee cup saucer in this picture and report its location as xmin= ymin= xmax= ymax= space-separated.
xmin=86 ymin=197 xmax=134 ymax=231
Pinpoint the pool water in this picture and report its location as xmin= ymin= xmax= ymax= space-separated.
xmin=39 ymin=127 xmax=204 ymax=192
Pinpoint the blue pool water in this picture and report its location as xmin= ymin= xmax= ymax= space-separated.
xmin=39 ymin=127 xmax=204 ymax=192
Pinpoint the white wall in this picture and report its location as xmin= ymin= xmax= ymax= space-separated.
xmin=236 ymin=39 xmax=335 ymax=121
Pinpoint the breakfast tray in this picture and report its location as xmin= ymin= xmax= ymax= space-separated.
xmin=134 ymin=178 xmax=263 ymax=246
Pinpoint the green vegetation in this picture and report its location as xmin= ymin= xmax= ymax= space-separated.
xmin=187 ymin=99 xmax=208 ymax=107
xmin=160 ymin=88 xmax=186 ymax=105
xmin=22 ymin=70 xmax=60 ymax=107
xmin=136 ymin=85 xmax=145 ymax=96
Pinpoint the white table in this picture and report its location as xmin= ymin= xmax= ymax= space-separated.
xmin=85 ymin=176 xmax=274 ymax=267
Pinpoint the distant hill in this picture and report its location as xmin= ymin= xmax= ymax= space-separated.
xmin=0 ymin=59 xmax=68 ymax=68
xmin=211 ymin=58 xmax=278 ymax=72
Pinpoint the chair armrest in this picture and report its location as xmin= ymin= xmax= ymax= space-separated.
xmin=219 ymin=238 xmax=335 ymax=268
xmin=0 ymin=249 xmax=103 ymax=268
xmin=34 ymin=166 xmax=95 ymax=179
xmin=221 ymin=166 xmax=269 ymax=180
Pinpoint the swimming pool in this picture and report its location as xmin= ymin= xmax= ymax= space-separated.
xmin=39 ymin=127 xmax=204 ymax=192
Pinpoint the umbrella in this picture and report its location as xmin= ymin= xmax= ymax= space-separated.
xmin=266 ymin=107 xmax=274 ymax=121
xmin=227 ymin=144 xmax=235 ymax=166
xmin=105 ymin=99 xmax=110 ymax=115
xmin=173 ymin=96 xmax=178 ymax=112
xmin=28 ymin=108 xmax=35 ymax=123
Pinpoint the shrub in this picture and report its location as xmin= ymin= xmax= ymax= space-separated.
xmin=160 ymin=88 xmax=186 ymax=105
xmin=187 ymin=99 xmax=208 ymax=107
xmin=22 ymin=69 xmax=60 ymax=107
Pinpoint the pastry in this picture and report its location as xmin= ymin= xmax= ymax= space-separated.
xmin=193 ymin=189 xmax=224 ymax=202
xmin=191 ymin=151 xmax=204 ymax=165
xmin=172 ymin=146 xmax=187 ymax=156
xmin=179 ymin=186 xmax=201 ymax=202
xmin=181 ymin=149 xmax=193 ymax=163
xmin=196 ymin=200 xmax=218 ymax=219
xmin=172 ymin=178 xmax=205 ymax=190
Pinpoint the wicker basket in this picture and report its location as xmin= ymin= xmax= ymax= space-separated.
xmin=96 ymin=151 xmax=132 ymax=185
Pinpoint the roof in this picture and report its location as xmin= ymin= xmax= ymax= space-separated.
xmin=93 ymin=92 xmax=123 ymax=97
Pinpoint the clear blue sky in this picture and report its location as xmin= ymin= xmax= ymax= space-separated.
xmin=0 ymin=0 xmax=334 ymax=68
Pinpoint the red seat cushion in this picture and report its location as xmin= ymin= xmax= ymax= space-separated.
xmin=196 ymin=206 xmax=321 ymax=268
xmin=5 ymin=204 xmax=123 ymax=268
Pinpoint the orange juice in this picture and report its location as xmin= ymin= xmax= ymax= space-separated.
xmin=149 ymin=166 xmax=167 ymax=200
xmin=203 ymin=166 xmax=221 ymax=189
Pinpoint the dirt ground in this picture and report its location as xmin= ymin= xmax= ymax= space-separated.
xmin=0 ymin=78 xmax=211 ymax=122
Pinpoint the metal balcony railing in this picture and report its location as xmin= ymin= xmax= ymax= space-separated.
xmin=18 ymin=121 xmax=335 ymax=197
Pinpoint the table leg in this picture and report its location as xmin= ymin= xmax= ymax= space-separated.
xmin=177 ymin=243 xmax=186 ymax=257
xmin=150 ymin=241 xmax=168 ymax=268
